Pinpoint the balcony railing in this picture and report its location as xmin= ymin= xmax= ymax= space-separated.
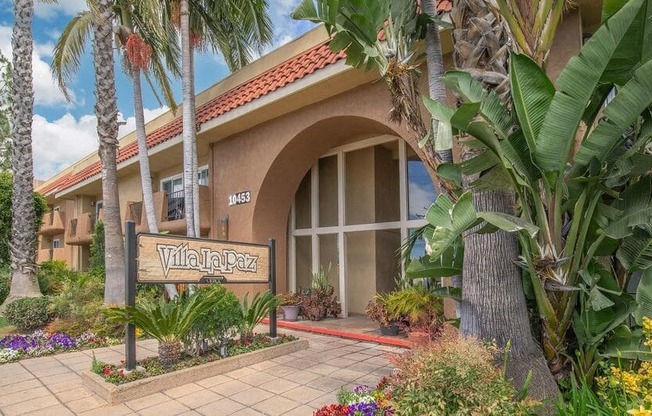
xmin=167 ymin=190 xmax=185 ymax=221
xmin=126 ymin=186 xmax=211 ymax=235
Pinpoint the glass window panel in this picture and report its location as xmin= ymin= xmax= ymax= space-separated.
xmin=345 ymin=231 xmax=377 ymax=314
xmin=295 ymin=236 xmax=312 ymax=292
xmin=408 ymin=228 xmax=427 ymax=259
xmin=345 ymin=142 xmax=400 ymax=225
xmin=374 ymin=141 xmax=400 ymax=222
xmin=407 ymin=147 xmax=436 ymax=220
xmin=294 ymin=170 xmax=311 ymax=229
xmin=345 ymin=148 xmax=375 ymax=225
xmin=319 ymin=234 xmax=339 ymax=297
xmin=319 ymin=156 xmax=338 ymax=227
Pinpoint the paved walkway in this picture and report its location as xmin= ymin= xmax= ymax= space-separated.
xmin=0 ymin=329 xmax=402 ymax=416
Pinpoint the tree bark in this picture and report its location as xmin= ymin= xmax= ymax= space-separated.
xmin=459 ymin=187 xmax=559 ymax=404
xmin=180 ymin=0 xmax=197 ymax=238
xmin=3 ymin=0 xmax=41 ymax=308
xmin=93 ymin=0 xmax=125 ymax=305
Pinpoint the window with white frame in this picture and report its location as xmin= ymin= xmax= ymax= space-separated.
xmin=289 ymin=136 xmax=437 ymax=316
xmin=53 ymin=239 xmax=61 ymax=249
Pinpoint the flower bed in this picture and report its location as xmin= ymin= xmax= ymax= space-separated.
xmin=315 ymin=380 xmax=394 ymax=416
xmin=82 ymin=336 xmax=309 ymax=404
xmin=0 ymin=330 xmax=120 ymax=363
xmin=93 ymin=333 xmax=296 ymax=385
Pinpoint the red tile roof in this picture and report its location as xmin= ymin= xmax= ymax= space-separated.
xmin=42 ymin=41 xmax=345 ymax=195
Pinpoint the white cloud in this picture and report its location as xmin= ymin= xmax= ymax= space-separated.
xmin=33 ymin=106 xmax=169 ymax=180
xmin=0 ymin=25 xmax=74 ymax=107
xmin=34 ymin=0 xmax=87 ymax=20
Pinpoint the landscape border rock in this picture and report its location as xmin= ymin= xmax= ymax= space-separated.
xmin=82 ymin=339 xmax=309 ymax=404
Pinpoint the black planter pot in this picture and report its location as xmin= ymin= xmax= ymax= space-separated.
xmin=380 ymin=323 xmax=400 ymax=336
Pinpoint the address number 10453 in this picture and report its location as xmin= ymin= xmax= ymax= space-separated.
xmin=228 ymin=191 xmax=251 ymax=206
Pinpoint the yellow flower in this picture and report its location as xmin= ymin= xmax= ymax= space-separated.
xmin=642 ymin=317 xmax=652 ymax=333
xmin=628 ymin=405 xmax=652 ymax=416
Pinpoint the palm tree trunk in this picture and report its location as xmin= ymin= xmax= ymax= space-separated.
xmin=423 ymin=0 xmax=451 ymax=164
xmin=132 ymin=66 xmax=178 ymax=299
xmin=4 ymin=0 xmax=41 ymax=307
xmin=180 ymin=0 xmax=196 ymax=238
xmin=451 ymin=0 xmax=559 ymax=404
xmin=93 ymin=0 xmax=125 ymax=305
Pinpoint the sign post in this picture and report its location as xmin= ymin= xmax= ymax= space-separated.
xmin=124 ymin=221 xmax=137 ymax=371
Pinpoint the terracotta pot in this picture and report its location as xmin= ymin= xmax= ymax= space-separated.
xmin=407 ymin=331 xmax=430 ymax=346
xmin=281 ymin=305 xmax=301 ymax=321
xmin=379 ymin=323 xmax=400 ymax=336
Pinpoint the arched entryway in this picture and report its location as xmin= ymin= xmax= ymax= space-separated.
xmin=252 ymin=116 xmax=436 ymax=316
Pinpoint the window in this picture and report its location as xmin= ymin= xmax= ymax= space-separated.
xmin=53 ymin=206 xmax=60 ymax=212
xmin=161 ymin=166 xmax=209 ymax=192
xmin=198 ymin=167 xmax=209 ymax=186
xmin=95 ymin=201 xmax=103 ymax=218
xmin=53 ymin=239 xmax=61 ymax=249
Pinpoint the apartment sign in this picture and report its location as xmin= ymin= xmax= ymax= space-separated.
xmin=136 ymin=234 xmax=269 ymax=284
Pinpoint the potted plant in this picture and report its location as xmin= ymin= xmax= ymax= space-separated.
xmin=298 ymin=265 xmax=342 ymax=321
xmin=385 ymin=286 xmax=443 ymax=345
xmin=279 ymin=292 xmax=302 ymax=321
xmin=366 ymin=293 xmax=399 ymax=336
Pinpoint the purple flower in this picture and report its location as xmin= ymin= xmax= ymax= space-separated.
xmin=353 ymin=385 xmax=372 ymax=394
xmin=348 ymin=401 xmax=379 ymax=416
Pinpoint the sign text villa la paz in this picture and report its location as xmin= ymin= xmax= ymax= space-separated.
xmin=136 ymin=234 xmax=270 ymax=283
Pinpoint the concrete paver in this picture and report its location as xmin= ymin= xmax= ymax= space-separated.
xmin=0 ymin=327 xmax=402 ymax=415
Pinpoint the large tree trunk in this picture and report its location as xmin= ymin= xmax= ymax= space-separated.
xmin=452 ymin=0 xmax=559 ymax=405
xmin=94 ymin=0 xmax=125 ymax=305
xmin=180 ymin=0 xmax=197 ymax=238
xmin=4 ymin=0 xmax=41 ymax=308
xmin=132 ymin=66 xmax=178 ymax=299
xmin=460 ymin=188 xmax=559 ymax=403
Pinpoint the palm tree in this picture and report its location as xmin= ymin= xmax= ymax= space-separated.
xmin=3 ymin=0 xmax=42 ymax=307
xmin=449 ymin=0 xmax=562 ymax=399
xmin=52 ymin=1 xmax=180 ymax=299
xmin=167 ymin=0 xmax=273 ymax=237
xmin=92 ymin=0 xmax=124 ymax=304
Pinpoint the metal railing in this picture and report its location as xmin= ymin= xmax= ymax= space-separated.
xmin=167 ymin=190 xmax=185 ymax=221
xmin=69 ymin=218 xmax=78 ymax=237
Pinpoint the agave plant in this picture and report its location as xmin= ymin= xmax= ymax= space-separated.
xmin=238 ymin=291 xmax=279 ymax=343
xmin=105 ymin=292 xmax=217 ymax=367
xmin=419 ymin=0 xmax=652 ymax=374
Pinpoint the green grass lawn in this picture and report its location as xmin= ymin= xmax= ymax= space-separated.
xmin=0 ymin=316 xmax=15 ymax=336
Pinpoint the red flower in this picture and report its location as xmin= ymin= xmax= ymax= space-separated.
xmin=314 ymin=404 xmax=349 ymax=416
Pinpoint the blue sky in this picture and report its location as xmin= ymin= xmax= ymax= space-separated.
xmin=0 ymin=0 xmax=315 ymax=179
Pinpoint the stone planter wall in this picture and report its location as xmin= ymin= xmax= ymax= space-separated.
xmin=82 ymin=339 xmax=309 ymax=404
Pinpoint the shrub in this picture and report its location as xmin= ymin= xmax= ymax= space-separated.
xmin=47 ymin=273 xmax=121 ymax=337
xmin=388 ymin=332 xmax=535 ymax=416
xmin=189 ymin=284 xmax=242 ymax=348
xmin=238 ymin=291 xmax=279 ymax=342
xmin=4 ymin=297 xmax=51 ymax=331
xmin=37 ymin=260 xmax=77 ymax=295
xmin=0 ymin=265 xmax=8 ymax=305
xmin=89 ymin=220 xmax=105 ymax=279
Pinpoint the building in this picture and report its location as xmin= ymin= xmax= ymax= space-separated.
xmin=35 ymin=7 xmax=595 ymax=316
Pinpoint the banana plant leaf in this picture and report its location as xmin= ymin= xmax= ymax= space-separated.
xmin=601 ymin=0 xmax=652 ymax=85
xmin=534 ymin=0 xmax=647 ymax=176
xmin=601 ymin=325 xmax=652 ymax=360
xmin=633 ymin=268 xmax=652 ymax=325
